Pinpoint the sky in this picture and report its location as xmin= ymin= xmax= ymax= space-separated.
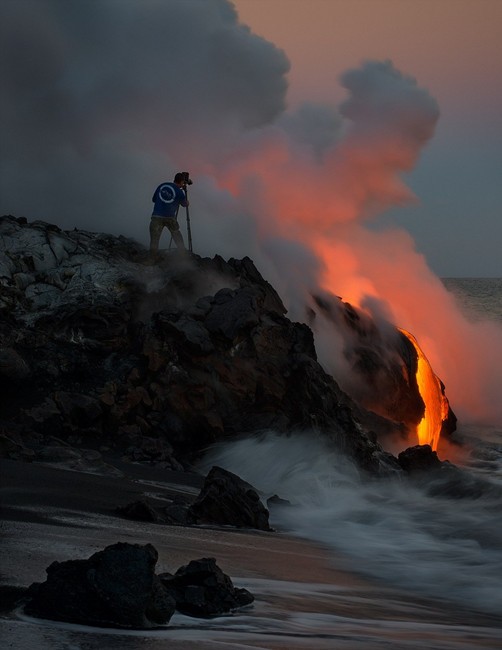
xmin=1 ymin=0 xmax=502 ymax=423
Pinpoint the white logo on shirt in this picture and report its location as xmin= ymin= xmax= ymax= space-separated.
xmin=158 ymin=184 xmax=176 ymax=203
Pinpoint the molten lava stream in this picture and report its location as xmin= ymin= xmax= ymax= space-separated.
xmin=399 ymin=328 xmax=448 ymax=451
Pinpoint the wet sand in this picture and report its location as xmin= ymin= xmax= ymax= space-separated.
xmin=1 ymin=458 xmax=501 ymax=649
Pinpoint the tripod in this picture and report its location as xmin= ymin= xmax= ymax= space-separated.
xmin=168 ymin=184 xmax=193 ymax=252
xmin=185 ymin=184 xmax=193 ymax=253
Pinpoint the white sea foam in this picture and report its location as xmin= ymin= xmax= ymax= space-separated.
xmin=200 ymin=432 xmax=502 ymax=617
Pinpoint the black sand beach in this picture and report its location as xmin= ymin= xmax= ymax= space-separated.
xmin=2 ymin=458 xmax=501 ymax=650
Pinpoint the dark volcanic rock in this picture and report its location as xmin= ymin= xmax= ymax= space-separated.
xmin=398 ymin=444 xmax=443 ymax=474
xmin=267 ymin=494 xmax=292 ymax=508
xmin=0 ymin=585 xmax=29 ymax=614
xmin=310 ymin=293 xmax=456 ymax=442
xmin=25 ymin=542 xmax=175 ymax=628
xmin=397 ymin=446 xmax=499 ymax=498
xmin=0 ymin=215 xmax=456 ymax=475
xmin=116 ymin=500 xmax=162 ymax=523
xmin=160 ymin=557 xmax=254 ymax=617
xmin=21 ymin=542 xmax=254 ymax=625
xmin=164 ymin=502 xmax=191 ymax=525
xmin=187 ymin=466 xmax=271 ymax=530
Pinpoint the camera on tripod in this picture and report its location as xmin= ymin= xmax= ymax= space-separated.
xmin=181 ymin=171 xmax=193 ymax=186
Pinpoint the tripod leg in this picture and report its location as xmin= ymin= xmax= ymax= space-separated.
xmin=186 ymin=207 xmax=193 ymax=253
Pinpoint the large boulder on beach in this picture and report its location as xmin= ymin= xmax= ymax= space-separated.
xmin=21 ymin=542 xmax=254 ymax=626
xmin=160 ymin=557 xmax=254 ymax=617
xmin=116 ymin=500 xmax=163 ymax=523
xmin=187 ymin=465 xmax=271 ymax=531
xmin=25 ymin=542 xmax=175 ymax=628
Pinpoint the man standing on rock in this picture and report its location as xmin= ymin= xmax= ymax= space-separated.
xmin=149 ymin=173 xmax=189 ymax=256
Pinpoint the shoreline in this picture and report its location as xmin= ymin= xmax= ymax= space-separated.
xmin=1 ymin=458 xmax=501 ymax=649
xmin=0 ymin=457 xmax=369 ymax=588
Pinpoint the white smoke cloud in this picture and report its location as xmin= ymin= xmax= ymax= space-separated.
xmin=276 ymin=102 xmax=343 ymax=160
xmin=0 ymin=0 xmax=289 ymax=244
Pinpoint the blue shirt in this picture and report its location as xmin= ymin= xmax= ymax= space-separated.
xmin=152 ymin=183 xmax=188 ymax=218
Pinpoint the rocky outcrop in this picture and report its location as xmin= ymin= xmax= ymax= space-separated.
xmin=160 ymin=557 xmax=254 ymax=617
xmin=187 ymin=466 xmax=271 ymax=530
xmin=22 ymin=543 xmax=252 ymax=627
xmin=309 ymin=293 xmax=456 ymax=443
xmin=398 ymin=444 xmax=442 ymax=474
xmin=116 ymin=500 xmax=163 ymax=523
xmin=396 ymin=444 xmax=496 ymax=499
xmin=116 ymin=467 xmax=270 ymax=531
xmin=25 ymin=543 xmax=175 ymax=628
xmin=0 ymin=215 xmax=455 ymax=474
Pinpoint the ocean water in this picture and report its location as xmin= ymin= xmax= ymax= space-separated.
xmin=441 ymin=278 xmax=502 ymax=325
xmin=438 ymin=277 xmax=502 ymax=469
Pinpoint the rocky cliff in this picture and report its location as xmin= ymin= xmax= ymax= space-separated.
xmin=0 ymin=215 xmax=454 ymax=475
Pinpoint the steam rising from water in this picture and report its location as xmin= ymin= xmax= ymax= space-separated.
xmin=2 ymin=0 xmax=502 ymax=424
xmin=200 ymin=432 xmax=502 ymax=616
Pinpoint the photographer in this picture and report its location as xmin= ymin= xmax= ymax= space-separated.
xmin=149 ymin=172 xmax=191 ymax=256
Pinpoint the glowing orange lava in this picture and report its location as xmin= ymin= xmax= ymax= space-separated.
xmin=399 ymin=328 xmax=449 ymax=450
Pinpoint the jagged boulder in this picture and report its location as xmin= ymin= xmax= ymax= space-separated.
xmin=160 ymin=557 xmax=254 ymax=617
xmin=116 ymin=500 xmax=163 ymax=523
xmin=187 ymin=466 xmax=271 ymax=531
xmin=25 ymin=542 xmax=175 ymax=628
xmin=19 ymin=543 xmax=254 ymax=626
xmin=398 ymin=444 xmax=443 ymax=474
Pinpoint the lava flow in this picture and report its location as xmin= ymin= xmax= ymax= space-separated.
xmin=399 ymin=328 xmax=449 ymax=450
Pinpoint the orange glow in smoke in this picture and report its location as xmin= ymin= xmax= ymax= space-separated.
xmin=312 ymin=236 xmax=449 ymax=450
xmin=313 ymin=236 xmax=380 ymax=307
xmin=399 ymin=328 xmax=449 ymax=450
